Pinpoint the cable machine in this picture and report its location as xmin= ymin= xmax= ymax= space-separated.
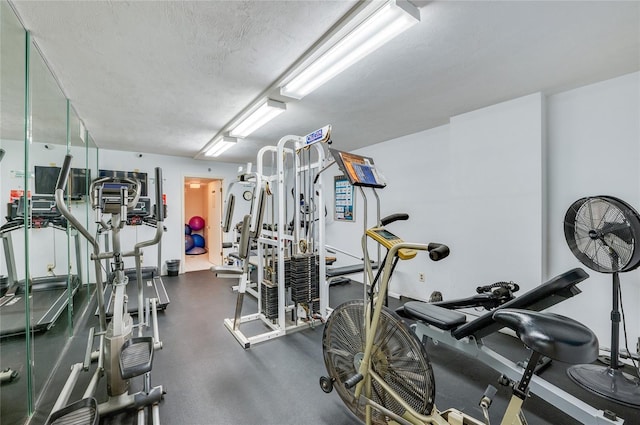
xmin=222 ymin=125 xmax=331 ymax=348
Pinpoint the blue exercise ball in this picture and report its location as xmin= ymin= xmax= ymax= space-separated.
xmin=185 ymin=235 xmax=194 ymax=251
xmin=185 ymin=224 xmax=192 ymax=235
xmin=192 ymin=234 xmax=205 ymax=248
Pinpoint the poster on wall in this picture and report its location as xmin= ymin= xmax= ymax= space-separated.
xmin=334 ymin=175 xmax=355 ymax=222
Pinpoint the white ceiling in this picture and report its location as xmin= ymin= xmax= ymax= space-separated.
xmin=9 ymin=1 xmax=640 ymax=164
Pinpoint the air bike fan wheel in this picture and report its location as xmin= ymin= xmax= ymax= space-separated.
xmin=564 ymin=195 xmax=640 ymax=407
xmin=322 ymin=300 xmax=435 ymax=424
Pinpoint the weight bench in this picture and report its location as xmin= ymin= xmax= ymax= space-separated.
xmin=397 ymin=267 xmax=624 ymax=425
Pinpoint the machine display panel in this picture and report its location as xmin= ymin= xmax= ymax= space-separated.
xmin=329 ymin=149 xmax=386 ymax=189
xmin=99 ymin=169 xmax=148 ymax=196
xmin=373 ymin=229 xmax=399 ymax=241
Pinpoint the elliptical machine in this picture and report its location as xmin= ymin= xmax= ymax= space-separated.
xmin=46 ymin=155 xmax=165 ymax=424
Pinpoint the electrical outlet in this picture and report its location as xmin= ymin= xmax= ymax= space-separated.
xmin=418 ymin=272 xmax=425 ymax=282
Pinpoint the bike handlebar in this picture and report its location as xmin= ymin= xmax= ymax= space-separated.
xmin=427 ymin=243 xmax=450 ymax=261
xmin=380 ymin=213 xmax=409 ymax=226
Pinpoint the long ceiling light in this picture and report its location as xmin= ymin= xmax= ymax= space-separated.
xmin=229 ymin=99 xmax=286 ymax=138
xmin=280 ymin=0 xmax=420 ymax=100
xmin=205 ymin=135 xmax=237 ymax=157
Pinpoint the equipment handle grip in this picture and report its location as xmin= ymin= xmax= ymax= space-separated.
xmin=380 ymin=213 xmax=409 ymax=226
xmin=343 ymin=373 xmax=364 ymax=389
xmin=56 ymin=154 xmax=73 ymax=191
xmin=154 ymin=167 xmax=164 ymax=221
xmin=428 ymin=243 xmax=450 ymax=261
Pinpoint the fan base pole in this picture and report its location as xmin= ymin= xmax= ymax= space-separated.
xmin=567 ymin=364 xmax=640 ymax=407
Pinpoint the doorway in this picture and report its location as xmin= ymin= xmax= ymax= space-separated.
xmin=183 ymin=177 xmax=223 ymax=272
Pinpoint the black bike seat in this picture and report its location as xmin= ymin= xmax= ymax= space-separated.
xmin=493 ymin=309 xmax=598 ymax=364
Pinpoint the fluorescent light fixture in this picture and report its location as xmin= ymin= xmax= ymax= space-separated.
xmin=205 ymin=135 xmax=238 ymax=157
xmin=229 ymin=99 xmax=286 ymax=138
xmin=189 ymin=183 xmax=201 ymax=189
xmin=281 ymin=0 xmax=420 ymax=99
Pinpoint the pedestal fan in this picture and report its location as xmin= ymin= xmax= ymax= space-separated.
xmin=564 ymin=195 xmax=640 ymax=407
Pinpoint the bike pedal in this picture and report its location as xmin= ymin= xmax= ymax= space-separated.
xmin=479 ymin=385 xmax=498 ymax=408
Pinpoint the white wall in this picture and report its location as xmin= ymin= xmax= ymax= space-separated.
xmin=326 ymin=93 xmax=543 ymax=300
xmin=546 ymin=72 xmax=640 ymax=345
xmin=325 ymin=72 xmax=639 ymax=351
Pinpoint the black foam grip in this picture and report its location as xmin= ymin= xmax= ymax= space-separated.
xmin=155 ymin=167 xmax=164 ymax=221
xmin=343 ymin=373 xmax=363 ymax=389
xmin=380 ymin=213 xmax=409 ymax=226
xmin=56 ymin=155 xmax=73 ymax=191
xmin=428 ymin=243 xmax=450 ymax=261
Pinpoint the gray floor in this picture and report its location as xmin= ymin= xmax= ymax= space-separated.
xmin=21 ymin=271 xmax=640 ymax=425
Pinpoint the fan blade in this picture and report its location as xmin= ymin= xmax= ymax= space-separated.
xmin=600 ymin=222 xmax=634 ymax=244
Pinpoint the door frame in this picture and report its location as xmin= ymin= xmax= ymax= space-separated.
xmin=181 ymin=173 xmax=225 ymax=272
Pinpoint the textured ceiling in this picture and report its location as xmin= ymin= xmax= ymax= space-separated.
xmin=7 ymin=1 xmax=640 ymax=164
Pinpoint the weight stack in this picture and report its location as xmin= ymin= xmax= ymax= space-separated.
xmin=290 ymin=254 xmax=320 ymax=314
xmin=260 ymin=279 xmax=279 ymax=319
xmin=265 ymin=257 xmax=291 ymax=288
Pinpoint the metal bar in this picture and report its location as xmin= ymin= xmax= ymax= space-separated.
xmin=51 ymin=363 xmax=83 ymax=413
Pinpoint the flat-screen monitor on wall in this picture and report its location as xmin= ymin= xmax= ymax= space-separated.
xmin=35 ymin=165 xmax=91 ymax=200
xmin=99 ymin=169 xmax=148 ymax=197
xmin=70 ymin=168 xmax=91 ymax=200
xmin=35 ymin=165 xmax=60 ymax=195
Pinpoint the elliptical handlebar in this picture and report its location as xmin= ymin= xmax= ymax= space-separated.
xmin=56 ymin=154 xmax=73 ymax=192
xmin=154 ymin=167 xmax=164 ymax=222
xmin=55 ymin=155 xmax=98 ymax=249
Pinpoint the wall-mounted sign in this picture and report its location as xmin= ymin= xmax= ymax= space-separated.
xmin=334 ymin=175 xmax=354 ymax=222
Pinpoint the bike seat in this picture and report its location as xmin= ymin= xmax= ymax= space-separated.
xmin=492 ymin=309 xmax=598 ymax=364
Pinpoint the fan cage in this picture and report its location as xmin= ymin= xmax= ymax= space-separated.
xmin=322 ymin=300 xmax=435 ymax=424
xmin=564 ymin=196 xmax=640 ymax=274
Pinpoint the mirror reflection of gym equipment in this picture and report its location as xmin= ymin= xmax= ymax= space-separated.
xmin=0 ymin=194 xmax=82 ymax=337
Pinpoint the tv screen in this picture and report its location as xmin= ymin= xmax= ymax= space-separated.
xmin=70 ymin=168 xmax=91 ymax=200
xmin=99 ymin=169 xmax=148 ymax=197
xmin=35 ymin=165 xmax=61 ymax=195
xmin=35 ymin=166 xmax=92 ymax=200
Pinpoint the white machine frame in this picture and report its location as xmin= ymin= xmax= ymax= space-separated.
xmin=222 ymin=126 xmax=331 ymax=348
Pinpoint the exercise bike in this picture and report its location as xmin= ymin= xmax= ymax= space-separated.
xmin=319 ymin=213 xmax=599 ymax=425
xmin=319 ymin=148 xmax=616 ymax=425
xmin=45 ymin=155 xmax=165 ymax=424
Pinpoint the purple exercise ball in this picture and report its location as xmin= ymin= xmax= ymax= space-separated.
xmin=185 ymin=235 xmax=194 ymax=251
xmin=185 ymin=224 xmax=192 ymax=235
xmin=189 ymin=216 xmax=205 ymax=231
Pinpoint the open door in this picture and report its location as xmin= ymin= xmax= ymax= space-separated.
xmin=183 ymin=177 xmax=222 ymax=272
xmin=207 ymin=180 xmax=223 ymax=266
